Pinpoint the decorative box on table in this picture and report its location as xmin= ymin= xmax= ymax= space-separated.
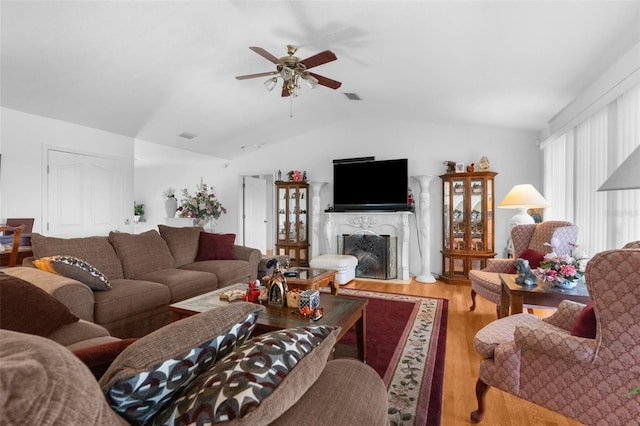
xmin=299 ymin=289 xmax=320 ymax=310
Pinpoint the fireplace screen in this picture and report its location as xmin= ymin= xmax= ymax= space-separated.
xmin=339 ymin=232 xmax=397 ymax=280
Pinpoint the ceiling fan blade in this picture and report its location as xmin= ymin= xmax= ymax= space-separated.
xmin=300 ymin=50 xmax=337 ymax=69
xmin=308 ymin=72 xmax=342 ymax=89
xmin=249 ymin=46 xmax=285 ymax=66
xmin=235 ymin=71 xmax=277 ymax=80
xmin=281 ymin=81 xmax=291 ymax=97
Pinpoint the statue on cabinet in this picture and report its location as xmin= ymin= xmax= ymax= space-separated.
xmin=478 ymin=156 xmax=491 ymax=171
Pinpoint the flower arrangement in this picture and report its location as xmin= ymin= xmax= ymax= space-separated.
xmin=163 ymin=187 xmax=176 ymax=199
xmin=288 ymin=170 xmax=306 ymax=182
xmin=178 ymin=182 xmax=227 ymax=220
xmin=537 ymin=240 xmax=587 ymax=288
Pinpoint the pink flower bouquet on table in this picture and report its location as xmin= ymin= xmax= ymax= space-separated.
xmin=537 ymin=239 xmax=587 ymax=289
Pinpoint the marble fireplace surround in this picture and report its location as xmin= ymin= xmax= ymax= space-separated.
xmin=322 ymin=212 xmax=413 ymax=281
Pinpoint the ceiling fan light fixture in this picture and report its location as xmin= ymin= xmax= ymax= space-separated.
xmin=280 ymin=67 xmax=293 ymax=81
xmin=305 ymin=74 xmax=319 ymax=89
xmin=263 ymin=77 xmax=278 ymax=92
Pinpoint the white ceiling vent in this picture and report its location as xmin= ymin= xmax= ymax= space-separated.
xmin=343 ymin=93 xmax=361 ymax=101
xmin=178 ymin=132 xmax=197 ymax=140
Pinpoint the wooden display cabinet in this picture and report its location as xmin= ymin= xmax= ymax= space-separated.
xmin=275 ymin=180 xmax=309 ymax=266
xmin=440 ymin=171 xmax=497 ymax=284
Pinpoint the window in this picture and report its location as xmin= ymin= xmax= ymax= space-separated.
xmin=542 ymin=85 xmax=640 ymax=255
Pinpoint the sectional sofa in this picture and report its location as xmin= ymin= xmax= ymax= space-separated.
xmin=3 ymin=225 xmax=261 ymax=338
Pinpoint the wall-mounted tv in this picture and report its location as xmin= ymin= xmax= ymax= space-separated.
xmin=333 ymin=158 xmax=409 ymax=212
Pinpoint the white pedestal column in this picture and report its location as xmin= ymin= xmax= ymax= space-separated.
xmin=309 ymin=181 xmax=327 ymax=260
xmin=412 ymin=175 xmax=436 ymax=283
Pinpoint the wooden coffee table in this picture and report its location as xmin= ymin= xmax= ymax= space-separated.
xmin=170 ymin=283 xmax=368 ymax=361
xmin=499 ymin=273 xmax=590 ymax=317
xmin=284 ymin=267 xmax=339 ymax=295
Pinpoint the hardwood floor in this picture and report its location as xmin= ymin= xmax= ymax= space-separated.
xmin=342 ymin=277 xmax=583 ymax=426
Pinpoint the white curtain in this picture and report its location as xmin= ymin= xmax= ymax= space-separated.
xmin=574 ymin=109 xmax=609 ymax=256
xmin=610 ymin=86 xmax=640 ymax=248
xmin=542 ymin=84 xmax=640 ymax=256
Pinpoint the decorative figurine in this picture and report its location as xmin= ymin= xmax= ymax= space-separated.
xmin=277 ymin=170 xmax=282 ymax=181
xmin=466 ymin=163 xmax=475 ymax=172
xmin=266 ymin=258 xmax=288 ymax=307
xmin=478 ymin=156 xmax=491 ymax=171
xmin=444 ymin=161 xmax=457 ymax=173
xmin=514 ymin=258 xmax=537 ymax=286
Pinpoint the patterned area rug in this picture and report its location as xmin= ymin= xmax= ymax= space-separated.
xmin=332 ymin=288 xmax=448 ymax=426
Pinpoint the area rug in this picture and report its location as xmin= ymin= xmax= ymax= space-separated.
xmin=332 ymin=288 xmax=448 ymax=426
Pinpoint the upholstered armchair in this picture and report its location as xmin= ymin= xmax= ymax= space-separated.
xmin=469 ymin=221 xmax=578 ymax=315
xmin=470 ymin=248 xmax=640 ymax=425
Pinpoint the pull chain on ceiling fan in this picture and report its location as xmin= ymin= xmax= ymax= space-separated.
xmin=236 ymin=45 xmax=342 ymax=116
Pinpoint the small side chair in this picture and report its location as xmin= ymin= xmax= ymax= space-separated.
xmin=0 ymin=224 xmax=25 ymax=267
xmin=468 ymin=221 xmax=578 ymax=316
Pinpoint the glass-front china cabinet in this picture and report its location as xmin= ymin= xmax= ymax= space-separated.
xmin=440 ymin=171 xmax=497 ymax=284
xmin=275 ymin=180 xmax=309 ymax=266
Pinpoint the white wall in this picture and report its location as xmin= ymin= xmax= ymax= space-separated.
xmin=0 ymin=108 xmax=135 ymax=234
xmin=216 ymin=117 xmax=539 ymax=276
xmin=0 ymin=108 xmax=539 ymax=276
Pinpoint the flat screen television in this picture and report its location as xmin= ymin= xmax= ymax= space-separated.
xmin=333 ymin=158 xmax=409 ymax=212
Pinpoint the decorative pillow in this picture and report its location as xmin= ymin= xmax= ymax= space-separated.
xmin=571 ymin=302 xmax=597 ymax=339
xmin=151 ymin=325 xmax=338 ymax=425
xmin=0 ymin=272 xmax=79 ymax=337
xmin=73 ymin=338 xmax=138 ymax=380
xmin=33 ymin=255 xmax=111 ymax=290
xmin=158 ymin=225 xmax=204 ymax=267
xmin=508 ymin=248 xmax=545 ymax=274
xmin=196 ymin=232 xmax=236 ymax=261
xmin=100 ymin=302 xmax=265 ymax=424
xmin=108 ymin=230 xmax=175 ymax=278
xmin=30 ymin=233 xmax=124 ymax=279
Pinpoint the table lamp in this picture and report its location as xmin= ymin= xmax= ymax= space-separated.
xmin=499 ymin=184 xmax=549 ymax=226
xmin=597 ymin=145 xmax=640 ymax=191
xmin=498 ymin=184 xmax=549 ymax=256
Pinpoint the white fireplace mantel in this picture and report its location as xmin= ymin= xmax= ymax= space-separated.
xmin=323 ymin=211 xmax=413 ymax=281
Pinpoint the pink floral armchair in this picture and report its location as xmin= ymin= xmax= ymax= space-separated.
xmin=470 ymin=247 xmax=640 ymax=425
xmin=469 ymin=221 xmax=578 ymax=315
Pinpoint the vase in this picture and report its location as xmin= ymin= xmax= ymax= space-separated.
xmin=164 ymin=198 xmax=177 ymax=218
xmin=196 ymin=218 xmax=209 ymax=228
xmin=552 ymin=277 xmax=578 ymax=289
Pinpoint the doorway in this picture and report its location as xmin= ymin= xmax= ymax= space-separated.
xmin=239 ymin=173 xmax=275 ymax=254
xmin=46 ymin=149 xmax=122 ymax=237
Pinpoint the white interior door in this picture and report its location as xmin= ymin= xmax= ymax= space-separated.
xmin=47 ymin=149 xmax=122 ymax=237
xmin=243 ymin=175 xmax=267 ymax=253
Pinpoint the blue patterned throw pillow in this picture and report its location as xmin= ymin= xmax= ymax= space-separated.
xmin=151 ymin=325 xmax=338 ymax=425
xmin=102 ymin=307 xmax=262 ymax=424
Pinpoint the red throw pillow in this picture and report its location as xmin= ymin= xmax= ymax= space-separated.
xmin=73 ymin=338 xmax=138 ymax=380
xmin=0 ymin=272 xmax=79 ymax=337
xmin=195 ymin=232 xmax=236 ymax=261
xmin=571 ymin=302 xmax=597 ymax=339
xmin=508 ymin=249 xmax=545 ymax=274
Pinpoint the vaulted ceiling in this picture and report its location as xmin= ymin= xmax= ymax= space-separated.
xmin=2 ymin=1 xmax=639 ymax=159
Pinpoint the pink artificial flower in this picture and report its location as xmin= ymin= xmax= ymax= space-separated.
xmin=560 ymin=264 xmax=577 ymax=277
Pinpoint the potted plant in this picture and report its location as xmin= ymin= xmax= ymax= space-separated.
xmin=133 ymin=202 xmax=145 ymax=223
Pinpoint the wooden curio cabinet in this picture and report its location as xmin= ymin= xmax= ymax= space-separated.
xmin=440 ymin=171 xmax=497 ymax=284
xmin=275 ymin=180 xmax=309 ymax=266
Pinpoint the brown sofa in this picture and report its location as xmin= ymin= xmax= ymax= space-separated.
xmin=3 ymin=225 xmax=261 ymax=338
xmin=0 ymin=302 xmax=389 ymax=425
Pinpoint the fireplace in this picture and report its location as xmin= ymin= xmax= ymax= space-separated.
xmin=338 ymin=232 xmax=397 ymax=279
xmin=322 ymin=212 xmax=413 ymax=281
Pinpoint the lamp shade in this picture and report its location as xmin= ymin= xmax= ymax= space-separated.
xmin=597 ymin=145 xmax=640 ymax=191
xmin=498 ymin=184 xmax=549 ymax=209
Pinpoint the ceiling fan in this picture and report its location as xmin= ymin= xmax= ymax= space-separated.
xmin=235 ymin=45 xmax=342 ymax=97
